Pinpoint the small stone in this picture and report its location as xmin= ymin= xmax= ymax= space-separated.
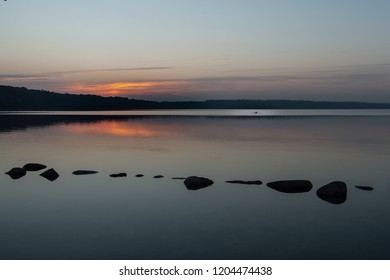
xmin=184 ymin=176 xmax=214 ymax=190
xmin=316 ymin=181 xmax=347 ymax=204
xmin=110 ymin=173 xmax=127 ymax=178
xmin=5 ymin=167 xmax=26 ymax=179
xmin=226 ymin=180 xmax=262 ymax=185
xmin=153 ymin=175 xmax=164 ymax=179
xmin=355 ymin=186 xmax=374 ymax=191
xmin=266 ymin=180 xmax=313 ymax=193
xmin=72 ymin=170 xmax=98 ymax=175
xmin=135 ymin=174 xmax=144 ymax=178
xmin=23 ymin=163 xmax=47 ymax=171
xmin=40 ymin=168 xmax=59 ymax=181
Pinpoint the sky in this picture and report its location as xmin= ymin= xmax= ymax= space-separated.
xmin=1 ymin=0 xmax=390 ymax=102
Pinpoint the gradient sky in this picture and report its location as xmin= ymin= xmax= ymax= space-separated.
xmin=1 ymin=0 xmax=390 ymax=101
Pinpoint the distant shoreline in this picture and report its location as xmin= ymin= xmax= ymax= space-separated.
xmin=1 ymin=85 xmax=390 ymax=111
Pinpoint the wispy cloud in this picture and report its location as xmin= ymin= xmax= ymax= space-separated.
xmin=47 ymin=67 xmax=172 ymax=76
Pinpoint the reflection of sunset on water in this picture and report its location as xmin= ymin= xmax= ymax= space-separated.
xmin=64 ymin=121 xmax=157 ymax=137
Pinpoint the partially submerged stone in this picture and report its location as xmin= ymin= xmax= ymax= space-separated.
xmin=316 ymin=181 xmax=347 ymax=204
xmin=153 ymin=175 xmax=164 ymax=179
xmin=72 ymin=170 xmax=98 ymax=175
xmin=5 ymin=167 xmax=26 ymax=180
xmin=135 ymin=174 xmax=144 ymax=178
xmin=355 ymin=185 xmax=374 ymax=191
xmin=110 ymin=173 xmax=127 ymax=178
xmin=226 ymin=180 xmax=262 ymax=185
xmin=184 ymin=176 xmax=214 ymax=190
xmin=23 ymin=163 xmax=47 ymax=172
xmin=266 ymin=180 xmax=313 ymax=193
xmin=40 ymin=168 xmax=59 ymax=182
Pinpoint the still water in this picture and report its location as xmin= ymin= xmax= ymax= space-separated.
xmin=0 ymin=110 xmax=389 ymax=259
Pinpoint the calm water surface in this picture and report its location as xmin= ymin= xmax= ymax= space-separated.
xmin=0 ymin=110 xmax=389 ymax=259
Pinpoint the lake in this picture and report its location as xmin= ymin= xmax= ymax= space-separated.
xmin=0 ymin=110 xmax=389 ymax=260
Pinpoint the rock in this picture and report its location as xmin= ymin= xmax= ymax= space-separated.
xmin=266 ymin=180 xmax=312 ymax=193
xmin=40 ymin=168 xmax=59 ymax=181
xmin=153 ymin=175 xmax=164 ymax=179
xmin=110 ymin=173 xmax=127 ymax=178
xmin=355 ymin=185 xmax=374 ymax=191
xmin=135 ymin=174 xmax=144 ymax=178
xmin=316 ymin=181 xmax=347 ymax=204
xmin=184 ymin=176 xmax=214 ymax=190
xmin=172 ymin=177 xmax=186 ymax=180
xmin=5 ymin=167 xmax=26 ymax=179
xmin=23 ymin=163 xmax=47 ymax=172
xmin=226 ymin=180 xmax=262 ymax=185
xmin=72 ymin=170 xmax=98 ymax=175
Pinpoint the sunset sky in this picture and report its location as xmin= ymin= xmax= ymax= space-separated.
xmin=1 ymin=0 xmax=389 ymax=101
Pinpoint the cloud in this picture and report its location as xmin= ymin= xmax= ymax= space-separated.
xmin=47 ymin=67 xmax=172 ymax=76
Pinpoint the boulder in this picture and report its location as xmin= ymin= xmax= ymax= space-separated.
xmin=153 ymin=175 xmax=164 ymax=179
xmin=135 ymin=174 xmax=144 ymax=178
xmin=316 ymin=181 xmax=347 ymax=204
xmin=5 ymin=167 xmax=26 ymax=179
xmin=355 ymin=185 xmax=374 ymax=191
xmin=266 ymin=180 xmax=313 ymax=193
xmin=110 ymin=173 xmax=127 ymax=178
xmin=226 ymin=180 xmax=262 ymax=185
xmin=72 ymin=170 xmax=98 ymax=175
xmin=184 ymin=176 xmax=214 ymax=190
xmin=40 ymin=168 xmax=59 ymax=181
xmin=23 ymin=163 xmax=47 ymax=172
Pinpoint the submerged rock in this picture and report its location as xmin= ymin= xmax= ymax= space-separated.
xmin=184 ymin=176 xmax=214 ymax=190
xmin=266 ymin=180 xmax=313 ymax=193
xmin=5 ymin=167 xmax=26 ymax=180
xmin=110 ymin=173 xmax=127 ymax=178
xmin=23 ymin=163 xmax=47 ymax=172
xmin=226 ymin=180 xmax=262 ymax=185
xmin=153 ymin=175 xmax=164 ymax=179
xmin=355 ymin=185 xmax=374 ymax=191
xmin=40 ymin=168 xmax=59 ymax=181
xmin=135 ymin=174 xmax=144 ymax=178
xmin=316 ymin=181 xmax=347 ymax=204
xmin=72 ymin=170 xmax=98 ymax=175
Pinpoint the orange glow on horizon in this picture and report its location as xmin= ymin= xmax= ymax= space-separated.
xmin=62 ymin=81 xmax=185 ymax=96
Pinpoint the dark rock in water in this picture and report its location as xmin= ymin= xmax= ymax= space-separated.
xmin=5 ymin=167 xmax=26 ymax=179
xmin=266 ymin=180 xmax=312 ymax=193
xmin=110 ymin=173 xmax=127 ymax=178
xmin=226 ymin=180 xmax=262 ymax=185
xmin=40 ymin=168 xmax=59 ymax=181
xmin=172 ymin=177 xmax=186 ymax=180
xmin=184 ymin=176 xmax=214 ymax=190
xmin=153 ymin=175 xmax=164 ymax=179
xmin=135 ymin=174 xmax=144 ymax=178
xmin=72 ymin=170 xmax=98 ymax=175
xmin=23 ymin=163 xmax=47 ymax=172
xmin=316 ymin=181 xmax=347 ymax=204
xmin=355 ymin=185 xmax=374 ymax=191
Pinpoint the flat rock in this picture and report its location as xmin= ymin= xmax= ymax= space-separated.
xmin=23 ymin=163 xmax=47 ymax=172
xmin=110 ymin=173 xmax=127 ymax=178
xmin=266 ymin=180 xmax=313 ymax=193
xmin=226 ymin=180 xmax=262 ymax=185
xmin=355 ymin=185 xmax=374 ymax=191
xmin=72 ymin=170 xmax=98 ymax=175
xmin=153 ymin=175 xmax=164 ymax=178
xmin=40 ymin=168 xmax=59 ymax=181
xmin=135 ymin=174 xmax=144 ymax=178
xmin=316 ymin=181 xmax=347 ymax=204
xmin=5 ymin=167 xmax=26 ymax=179
xmin=184 ymin=176 xmax=214 ymax=190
